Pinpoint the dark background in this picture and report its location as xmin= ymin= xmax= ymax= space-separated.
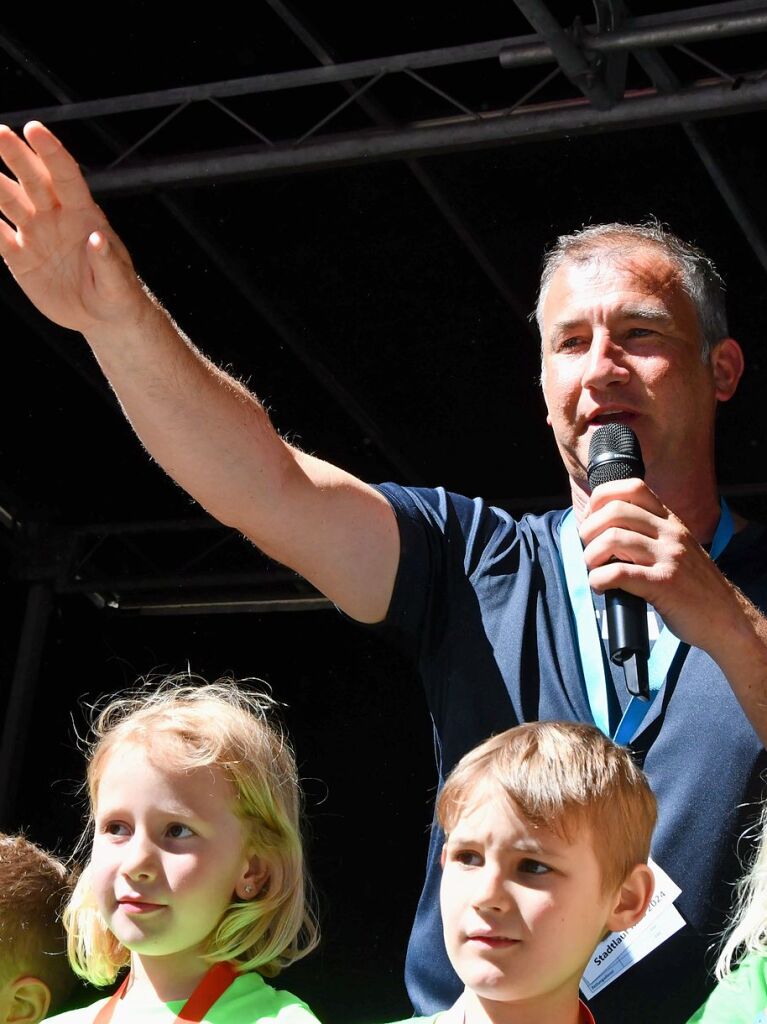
xmin=1 ymin=2 xmax=767 ymax=1020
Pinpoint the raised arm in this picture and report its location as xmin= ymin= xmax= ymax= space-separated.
xmin=0 ymin=122 xmax=399 ymax=623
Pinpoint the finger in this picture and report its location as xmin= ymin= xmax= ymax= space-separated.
xmin=580 ymin=499 xmax=663 ymax=547
xmin=588 ymin=477 xmax=666 ymax=517
xmin=0 ymin=215 xmax=20 ymax=256
xmin=0 ymin=172 xmax=36 ymax=229
xmin=582 ymin=528 xmax=658 ymax=571
xmin=588 ymin=561 xmax=657 ymax=598
xmin=0 ymin=124 xmax=56 ymax=212
xmin=86 ymin=230 xmax=137 ymax=299
xmin=23 ymin=121 xmax=94 ymax=209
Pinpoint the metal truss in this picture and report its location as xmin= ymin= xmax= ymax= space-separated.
xmin=2 ymin=1 xmax=767 ymax=195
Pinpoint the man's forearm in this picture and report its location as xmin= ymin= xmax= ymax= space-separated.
xmin=84 ymin=287 xmax=294 ymax=537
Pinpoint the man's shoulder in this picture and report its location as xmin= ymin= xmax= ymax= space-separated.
xmin=373 ymin=481 xmax=566 ymax=538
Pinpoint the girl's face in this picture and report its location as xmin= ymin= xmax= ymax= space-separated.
xmin=91 ymin=743 xmax=265 ymax=971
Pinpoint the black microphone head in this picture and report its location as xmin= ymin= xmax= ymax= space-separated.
xmin=587 ymin=423 xmax=645 ymax=489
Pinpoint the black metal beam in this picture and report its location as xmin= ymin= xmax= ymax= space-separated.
xmin=82 ymin=75 xmax=767 ymax=194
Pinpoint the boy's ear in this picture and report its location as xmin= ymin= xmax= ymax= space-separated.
xmin=4 ymin=977 xmax=51 ymax=1024
xmin=605 ymin=864 xmax=654 ymax=933
xmin=235 ymin=855 xmax=271 ymax=901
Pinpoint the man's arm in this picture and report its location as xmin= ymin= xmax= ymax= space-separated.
xmin=580 ymin=478 xmax=767 ymax=745
xmin=0 ymin=122 xmax=399 ymax=623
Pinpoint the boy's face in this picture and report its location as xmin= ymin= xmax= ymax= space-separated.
xmin=440 ymin=792 xmax=624 ymax=1009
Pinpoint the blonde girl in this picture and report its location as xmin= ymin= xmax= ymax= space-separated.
xmin=48 ymin=679 xmax=319 ymax=1024
xmin=687 ymin=805 xmax=767 ymax=1023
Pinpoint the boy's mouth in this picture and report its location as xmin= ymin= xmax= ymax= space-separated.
xmin=467 ymin=934 xmax=520 ymax=948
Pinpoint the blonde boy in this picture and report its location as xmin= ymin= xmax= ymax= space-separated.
xmin=0 ymin=834 xmax=76 ymax=1024
xmin=402 ymin=722 xmax=657 ymax=1024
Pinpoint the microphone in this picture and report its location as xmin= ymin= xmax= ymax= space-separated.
xmin=587 ymin=423 xmax=650 ymax=701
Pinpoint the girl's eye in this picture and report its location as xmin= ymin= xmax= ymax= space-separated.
xmin=519 ymin=858 xmax=551 ymax=875
xmin=103 ymin=821 xmax=130 ymax=837
xmin=166 ymin=823 xmax=194 ymax=839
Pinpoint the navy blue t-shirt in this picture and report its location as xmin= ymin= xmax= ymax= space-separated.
xmin=372 ymin=483 xmax=767 ymax=1024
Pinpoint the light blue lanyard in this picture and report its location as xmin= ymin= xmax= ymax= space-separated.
xmin=558 ymin=499 xmax=734 ymax=743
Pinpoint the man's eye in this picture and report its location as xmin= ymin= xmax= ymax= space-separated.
xmin=519 ymin=858 xmax=550 ymax=875
xmin=626 ymin=327 xmax=654 ymax=338
xmin=166 ymin=822 xmax=195 ymax=839
xmin=558 ymin=337 xmax=583 ymax=351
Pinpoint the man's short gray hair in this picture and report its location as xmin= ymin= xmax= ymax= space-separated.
xmin=535 ymin=219 xmax=728 ymax=361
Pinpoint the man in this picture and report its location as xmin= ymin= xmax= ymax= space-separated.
xmin=1 ymin=122 xmax=766 ymax=1023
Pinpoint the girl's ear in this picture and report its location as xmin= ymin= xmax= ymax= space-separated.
xmin=605 ymin=863 xmax=654 ymax=933
xmin=235 ymin=856 xmax=270 ymax=901
xmin=3 ymin=976 xmax=51 ymax=1024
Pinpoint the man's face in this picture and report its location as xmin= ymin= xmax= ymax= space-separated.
xmin=539 ymin=248 xmax=721 ymax=491
xmin=440 ymin=792 xmax=622 ymax=1012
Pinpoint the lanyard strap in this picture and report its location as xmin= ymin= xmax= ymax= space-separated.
xmin=93 ymin=962 xmax=238 ymax=1024
xmin=558 ymin=499 xmax=734 ymax=742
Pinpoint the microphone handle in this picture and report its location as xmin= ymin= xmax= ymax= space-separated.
xmin=605 ymin=589 xmax=650 ymax=700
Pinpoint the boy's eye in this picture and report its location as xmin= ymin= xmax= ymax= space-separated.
xmin=454 ymin=849 xmax=483 ymax=867
xmin=519 ymin=858 xmax=551 ymax=875
xmin=166 ymin=822 xmax=194 ymax=839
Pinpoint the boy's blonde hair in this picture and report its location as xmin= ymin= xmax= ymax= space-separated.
xmin=716 ymin=802 xmax=767 ymax=978
xmin=437 ymin=721 xmax=657 ymax=893
xmin=0 ymin=833 xmax=76 ymax=1013
xmin=65 ymin=678 xmax=319 ymax=987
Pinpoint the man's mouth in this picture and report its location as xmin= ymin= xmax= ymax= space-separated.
xmin=588 ymin=410 xmax=637 ymax=426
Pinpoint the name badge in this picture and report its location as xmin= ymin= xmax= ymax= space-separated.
xmin=580 ymin=859 xmax=685 ymax=999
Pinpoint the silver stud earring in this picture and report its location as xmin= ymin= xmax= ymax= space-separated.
xmin=244 ymin=884 xmax=254 ymax=895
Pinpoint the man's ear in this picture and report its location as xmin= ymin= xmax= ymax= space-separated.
xmin=711 ymin=337 xmax=744 ymax=403
xmin=440 ymin=844 xmax=447 ymax=870
xmin=235 ymin=855 xmax=271 ymax=901
xmin=605 ymin=863 xmax=655 ymax=933
xmin=4 ymin=977 xmax=51 ymax=1024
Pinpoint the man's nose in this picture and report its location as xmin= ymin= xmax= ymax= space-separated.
xmin=581 ymin=333 xmax=630 ymax=390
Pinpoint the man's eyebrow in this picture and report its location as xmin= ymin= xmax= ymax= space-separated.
xmin=619 ymin=305 xmax=674 ymax=323
xmin=548 ymin=306 xmax=674 ymax=339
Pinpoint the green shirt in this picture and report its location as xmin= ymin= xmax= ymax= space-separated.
xmin=687 ymin=952 xmax=767 ymax=1024
xmin=44 ymin=971 xmax=319 ymax=1024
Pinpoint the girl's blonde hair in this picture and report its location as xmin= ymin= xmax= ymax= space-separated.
xmin=716 ymin=803 xmax=767 ymax=979
xmin=64 ymin=677 xmax=319 ymax=987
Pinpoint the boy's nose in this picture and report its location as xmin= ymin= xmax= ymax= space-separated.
xmin=472 ymin=867 xmax=511 ymax=912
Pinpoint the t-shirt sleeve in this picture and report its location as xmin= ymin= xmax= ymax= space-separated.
xmin=371 ymin=483 xmax=515 ymax=661
xmin=685 ymin=953 xmax=767 ymax=1023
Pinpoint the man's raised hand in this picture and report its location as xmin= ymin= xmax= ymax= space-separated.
xmin=0 ymin=121 xmax=146 ymax=334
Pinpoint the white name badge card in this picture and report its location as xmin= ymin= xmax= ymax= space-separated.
xmin=580 ymin=859 xmax=686 ymax=1000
